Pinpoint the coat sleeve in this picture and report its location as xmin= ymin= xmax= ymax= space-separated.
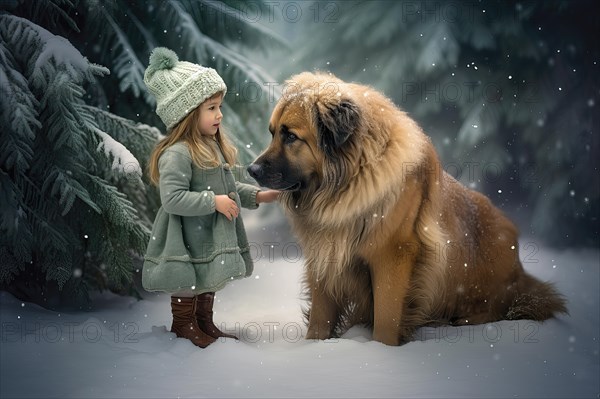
xmin=235 ymin=181 xmax=260 ymax=210
xmin=159 ymin=148 xmax=216 ymax=216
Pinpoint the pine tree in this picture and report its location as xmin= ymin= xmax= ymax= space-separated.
xmin=0 ymin=11 xmax=159 ymax=308
xmin=286 ymin=0 xmax=599 ymax=247
xmin=1 ymin=0 xmax=285 ymax=308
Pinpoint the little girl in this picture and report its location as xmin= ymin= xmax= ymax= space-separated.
xmin=142 ymin=48 xmax=279 ymax=348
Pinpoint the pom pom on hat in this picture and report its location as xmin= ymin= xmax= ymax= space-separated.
xmin=148 ymin=47 xmax=178 ymax=71
xmin=143 ymin=47 xmax=227 ymax=131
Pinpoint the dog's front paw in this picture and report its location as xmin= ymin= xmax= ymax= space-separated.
xmin=305 ymin=325 xmax=332 ymax=340
xmin=372 ymin=330 xmax=402 ymax=346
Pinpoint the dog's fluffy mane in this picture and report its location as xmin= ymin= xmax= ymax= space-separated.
xmin=278 ymin=73 xmax=429 ymax=223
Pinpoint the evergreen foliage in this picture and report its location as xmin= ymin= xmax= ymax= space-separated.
xmin=0 ymin=10 xmax=159 ymax=308
xmin=290 ymin=0 xmax=599 ymax=247
xmin=73 ymin=0 xmax=285 ymax=164
xmin=1 ymin=0 xmax=284 ymax=308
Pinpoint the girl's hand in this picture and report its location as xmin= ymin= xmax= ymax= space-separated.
xmin=256 ymin=190 xmax=280 ymax=204
xmin=215 ymin=195 xmax=239 ymax=221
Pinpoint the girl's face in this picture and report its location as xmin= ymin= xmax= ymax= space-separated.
xmin=198 ymin=94 xmax=223 ymax=137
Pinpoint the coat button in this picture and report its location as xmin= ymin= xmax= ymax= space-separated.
xmin=228 ymin=192 xmax=237 ymax=200
xmin=223 ymin=163 xmax=231 ymax=170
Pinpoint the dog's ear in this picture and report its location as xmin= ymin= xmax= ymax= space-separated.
xmin=315 ymin=99 xmax=361 ymax=158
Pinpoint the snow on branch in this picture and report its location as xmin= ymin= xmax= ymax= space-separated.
xmin=94 ymin=127 xmax=142 ymax=180
xmin=34 ymin=34 xmax=89 ymax=80
xmin=0 ymin=14 xmax=108 ymax=88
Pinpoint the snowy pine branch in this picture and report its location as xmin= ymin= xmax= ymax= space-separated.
xmin=0 ymin=8 xmax=157 ymax=307
xmin=0 ymin=0 xmax=286 ymax=307
xmin=94 ymin=128 xmax=143 ymax=182
xmin=82 ymin=104 xmax=162 ymax=170
xmin=0 ymin=15 xmax=107 ymax=87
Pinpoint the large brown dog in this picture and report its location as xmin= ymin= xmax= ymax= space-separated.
xmin=248 ymin=72 xmax=566 ymax=346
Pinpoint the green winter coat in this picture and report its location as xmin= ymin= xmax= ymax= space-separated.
xmin=142 ymin=142 xmax=259 ymax=294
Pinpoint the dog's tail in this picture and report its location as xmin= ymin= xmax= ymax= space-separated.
xmin=506 ymin=272 xmax=568 ymax=321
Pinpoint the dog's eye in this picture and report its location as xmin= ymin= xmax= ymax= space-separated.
xmin=285 ymin=132 xmax=298 ymax=144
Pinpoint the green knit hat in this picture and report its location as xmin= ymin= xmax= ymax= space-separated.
xmin=143 ymin=47 xmax=227 ymax=130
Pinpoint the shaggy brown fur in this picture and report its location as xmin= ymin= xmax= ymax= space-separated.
xmin=248 ymin=72 xmax=567 ymax=346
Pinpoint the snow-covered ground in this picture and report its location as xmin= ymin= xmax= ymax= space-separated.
xmin=1 ymin=219 xmax=598 ymax=398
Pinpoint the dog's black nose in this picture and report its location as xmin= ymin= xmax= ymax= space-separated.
xmin=247 ymin=163 xmax=263 ymax=180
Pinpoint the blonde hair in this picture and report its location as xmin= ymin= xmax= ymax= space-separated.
xmin=148 ymin=92 xmax=237 ymax=186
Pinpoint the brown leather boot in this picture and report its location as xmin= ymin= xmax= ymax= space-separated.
xmin=170 ymin=296 xmax=216 ymax=348
xmin=195 ymin=292 xmax=238 ymax=340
